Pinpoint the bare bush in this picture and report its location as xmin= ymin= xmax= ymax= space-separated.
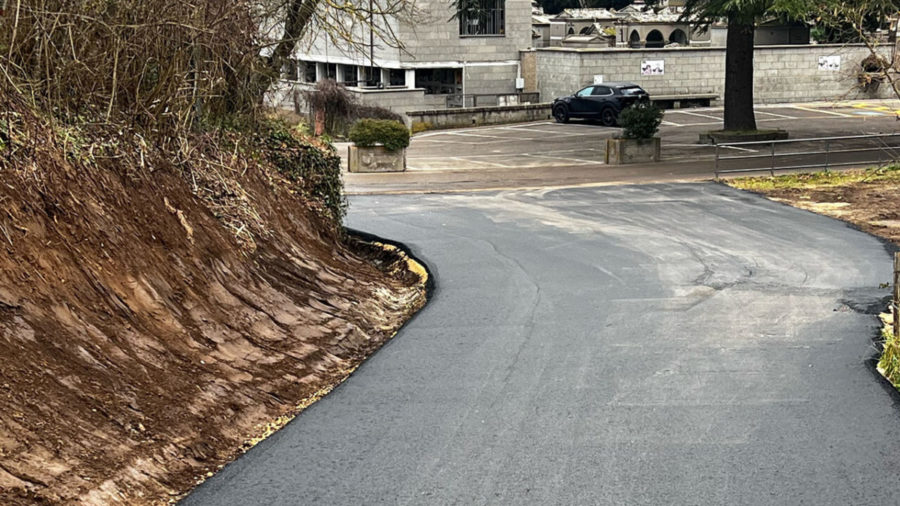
xmin=1 ymin=0 xmax=261 ymax=138
xmin=302 ymin=80 xmax=404 ymax=136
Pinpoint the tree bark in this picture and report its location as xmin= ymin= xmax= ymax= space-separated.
xmin=254 ymin=0 xmax=321 ymax=102
xmin=723 ymin=17 xmax=757 ymax=131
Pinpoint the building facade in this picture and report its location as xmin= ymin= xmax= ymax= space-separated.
xmin=273 ymin=0 xmax=533 ymax=114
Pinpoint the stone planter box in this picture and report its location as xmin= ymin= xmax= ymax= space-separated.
xmin=348 ymin=145 xmax=407 ymax=173
xmin=605 ymin=137 xmax=661 ymax=165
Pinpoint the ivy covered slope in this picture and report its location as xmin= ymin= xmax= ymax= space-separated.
xmin=0 ymin=92 xmax=426 ymax=504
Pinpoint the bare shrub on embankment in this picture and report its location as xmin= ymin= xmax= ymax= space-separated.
xmin=1 ymin=0 xmax=260 ymax=134
xmin=0 ymin=3 xmax=427 ymax=504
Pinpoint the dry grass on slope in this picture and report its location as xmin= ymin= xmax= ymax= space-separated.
xmin=0 ymin=94 xmax=426 ymax=505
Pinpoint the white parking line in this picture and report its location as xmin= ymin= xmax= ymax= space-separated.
xmin=669 ymin=110 xmax=723 ymax=121
xmin=790 ymin=105 xmax=853 ymax=118
xmin=522 ymin=153 xmax=602 ymax=165
xmin=449 ymin=156 xmax=514 ymax=168
xmin=667 ymin=143 xmax=758 ymax=153
xmin=755 ymin=110 xmax=797 ymax=119
xmin=661 ymin=120 xmax=685 ymax=127
xmin=497 ymin=126 xmax=595 ymax=136
xmin=447 ymin=131 xmax=510 ymax=139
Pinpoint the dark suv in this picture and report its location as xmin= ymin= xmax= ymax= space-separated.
xmin=552 ymin=82 xmax=649 ymax=126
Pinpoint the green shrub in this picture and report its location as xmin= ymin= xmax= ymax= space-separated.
xmin=261 ymin=122 xmax=346 ymax=224
xmin=348 ymin=119 xmax=410 ymax=152
xmin=618 ymin=102 xmax=663 ymax=140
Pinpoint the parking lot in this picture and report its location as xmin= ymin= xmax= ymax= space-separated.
xmin=406 ymin=101 xmax=900 ymax=171
xmin=343 ymin=100 xmax=900 ymax=193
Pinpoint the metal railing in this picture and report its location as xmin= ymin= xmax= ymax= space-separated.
xmin=713 ymin=133 xmax=900 ymax=178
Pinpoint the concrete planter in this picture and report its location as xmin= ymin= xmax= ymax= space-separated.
xmin=348 ymin=145 xmax=407 ymax=173
xmin=605 ymin=137 xmax=661 ymax=165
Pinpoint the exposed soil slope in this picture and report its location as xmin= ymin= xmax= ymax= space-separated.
xmin=0 ymin=99 xmax=426 ymax=504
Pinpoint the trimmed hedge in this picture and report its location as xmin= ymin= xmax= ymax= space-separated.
xmin=618 ymin=102 xmax=663 ymax=140
xmin=348 ymin=119 xmax=410 ymax=152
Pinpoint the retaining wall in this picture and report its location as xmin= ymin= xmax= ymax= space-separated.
xmin=407 ymin=103 xmax=553 ymax=129
xmin=533 ymin=44 xmax=896 ymax=105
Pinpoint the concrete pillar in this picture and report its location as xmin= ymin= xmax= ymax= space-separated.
xmin=406 ymin=69 xmax=416 ymax=89
xmin=315 ymin=62 xmax=325 ymax=82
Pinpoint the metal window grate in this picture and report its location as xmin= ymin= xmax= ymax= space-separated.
xmin=459 ymin=0 xmax=505 ymax=36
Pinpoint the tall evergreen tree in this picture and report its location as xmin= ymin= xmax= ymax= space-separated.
xmin=647 ymin=0 xmax=806 ymax=131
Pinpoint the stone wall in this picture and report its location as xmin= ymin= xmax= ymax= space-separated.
xmin=520 ymin=51 xmax=538 ymax=93
xmin=397 ymin=0 xmax=532 ymax=64
xmin=533 ymin=44 xmax=896 ymax=104
xmin=407 ymin=103 xmax=553 ymax=129
xmin=464 ymin=64 xmax=520 ymax=95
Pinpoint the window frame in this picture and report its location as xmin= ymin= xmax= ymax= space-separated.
xmin=458 ymin=0 xmax=506 ymax=38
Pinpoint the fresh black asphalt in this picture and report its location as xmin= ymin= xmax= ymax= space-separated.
xmin=183 ymin=183 xmax=900 ymax=505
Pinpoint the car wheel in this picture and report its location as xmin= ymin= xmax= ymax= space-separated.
xmin=553 ymin=105 xmax=570 ymax=123
xmin=600 ymin=107 xmax=617 ymax=127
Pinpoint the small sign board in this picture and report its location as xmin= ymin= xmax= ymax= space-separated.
xmin=593 ymin=74 xmax=605 ymax=84
xmin=641 ymin=60 xmax=665 ymax=76
xmin=818 ymin=55 xmax=841 ymax=71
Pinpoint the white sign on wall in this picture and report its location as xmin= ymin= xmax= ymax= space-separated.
xmin=818 ymin=55 xmax=841 ymax=71
xmin=593 ymin=74 xmax=605 ymax=84
xmin=641 ymin=60 xmax=665 ymax=76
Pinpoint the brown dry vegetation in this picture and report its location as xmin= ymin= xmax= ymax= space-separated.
xmin=727 ymin=167 xmax=900 ymax=245
xmin=0 ymin=2 xmax=427 ymax=503
xmin=0 ymin=89 xmax=426 ymax=505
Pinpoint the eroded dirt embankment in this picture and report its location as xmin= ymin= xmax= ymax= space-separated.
xmin=0 ymin=100 xmax=426 ymax=504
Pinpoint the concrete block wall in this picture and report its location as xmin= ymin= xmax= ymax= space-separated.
xmin=268 ymin=83 xmax=446 ymax=120
xmin=464 ymin=64 xmax=520 ymax=95
xmin=534 ymin=44 xmax=896 ymax=105
xmin=520 ymin=51 xmax=538 ymax=93
xmin=399 ymin=0 xmax=531 ymax=64
xmin=408 ymin=103 xmax=553 ymax=129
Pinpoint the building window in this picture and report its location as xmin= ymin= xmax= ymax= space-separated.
xmin=362 ymin=66 xmax=382 ymax=88
xmin=301 ymin=61 xmax=317 ymax=83
xmin=458 ymin=0 xmax=505 ymax=36
xmin=342 ymin=65 xmax=358 ymax=85
xmin=326 ymin=63 xmax=338 ymax=80
xmin=281 ymin=59 xmax=299 ymax=80
xmin=415 ymin=68 xmax=462 ymax=95
xmin=388 ymin=69 xmax=406 ymax=87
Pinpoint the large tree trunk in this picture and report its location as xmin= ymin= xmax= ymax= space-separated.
xmin=253 ymin=0 xmax=321 ymax=102
xmin=723 ymin=17 xmax=757 ymax=131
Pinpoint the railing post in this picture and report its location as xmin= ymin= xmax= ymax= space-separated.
xmin=770 ymin=141 xmax=776 ymax=176
xmin=824 ymin=140 xmax=830 ymax=171
xmin=714 ymin=144 xmax=720 ymax=178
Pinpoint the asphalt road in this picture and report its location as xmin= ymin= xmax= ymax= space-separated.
xmin=184 ymin=183 xmax=900 ymax=505
xmin=344 ymin=101 xmax=900 ymax=194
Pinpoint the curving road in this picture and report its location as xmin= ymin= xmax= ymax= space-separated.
xmin=184 ymin=183 xmax=900 ymax=505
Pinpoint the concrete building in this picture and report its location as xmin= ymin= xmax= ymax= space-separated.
xmin=274 ymin=0 xmax=533 ymax=114
xmin=544 ymin=6 xmax=708 ymax=49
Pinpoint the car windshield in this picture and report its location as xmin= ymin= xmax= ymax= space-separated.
xmin=619 ymin=86 xmax=646 ymax=95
